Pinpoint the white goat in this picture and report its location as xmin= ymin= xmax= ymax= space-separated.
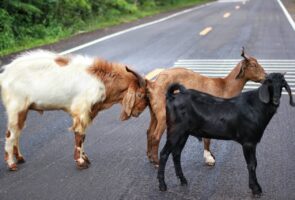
xmin=0 ymin=50 xmax=148 ymax=170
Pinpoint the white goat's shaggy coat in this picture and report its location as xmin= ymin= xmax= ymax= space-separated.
xmin=0 ymin=51 xmax=105 ymax=168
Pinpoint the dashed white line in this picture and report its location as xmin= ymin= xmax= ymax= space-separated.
xmin=223 ymin=12 xmax=231 ymax=18
xmin=199 ymin=27 xmax=213 ymax=36
xmin=59 ymin=2 xmax=215 ymax=55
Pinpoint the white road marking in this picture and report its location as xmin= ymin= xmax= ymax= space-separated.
xmin=277 ymin=0 xmax=295 ymax=31
xmin=59 ymin=2 xmax=215 ymax=55
xmin=223 ymin=12 xmax=231 ymax=18
xmin=174 ymin=59 xmax=295 ymax=94
xmin=235 ymin=5 xmax=240 ymax=10
xmin=200 ymin=27 xmax=213 ymax=36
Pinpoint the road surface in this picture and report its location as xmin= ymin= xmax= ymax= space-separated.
xmin=0 ymin=0 xmax=295 ymax=199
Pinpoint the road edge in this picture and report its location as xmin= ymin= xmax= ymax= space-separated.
xmin=278 ymin=0 xmax=295 ymax=31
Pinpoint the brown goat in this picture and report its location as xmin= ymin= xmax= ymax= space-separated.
xmin=146 ymin=50 xmax=266 ymax=167
xmin=0 ymin=50 xmax=148 ymax=170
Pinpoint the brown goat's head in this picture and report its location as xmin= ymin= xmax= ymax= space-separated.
xmin=120 ymin=67 xmax=148 ymax=121
xmin=236 ymin=47 xmax=266 ymax=82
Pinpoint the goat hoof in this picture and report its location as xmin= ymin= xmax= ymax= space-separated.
xmin=253 ymin=193 xmax=262 ymax=198
xmin=82 ymin=154 xmax=91 ymax=165
xmin=159 ymin=183 xmax=167 ymax=191
xmin=153 ymin=163 xmax=159 ymax=169
xmin=204 ymin=151 xmax=215 ymax=166
xmin=180 ymin=177 xmax=188 ymax=186
xmin=206 ymin=161 xmax=215 ymax=166
xmin=8 ymin=163 xmax=18 ymax=171
xmin=251 ymin=185 xmax=262 ymax=197
xmin=76 ymin=160 xmax=89 ymax=170
xmin=152 ymin=160 xmax=159 ymax=168
xmin=17 ymin=157 xmax=26 ymax=164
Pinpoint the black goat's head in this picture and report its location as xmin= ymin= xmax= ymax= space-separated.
xmin=259 ymin=73 xmax=295 ymax=106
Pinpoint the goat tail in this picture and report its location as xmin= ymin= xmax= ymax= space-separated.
xmin=166 ymin=83 xmax=186 ymax=100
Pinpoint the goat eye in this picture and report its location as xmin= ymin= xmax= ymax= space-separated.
xmin=137 ymin=93 xmax=142 ymax=98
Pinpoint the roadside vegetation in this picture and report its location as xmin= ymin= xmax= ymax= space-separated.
xmin=0 ymin=0 xmax=210 ymax=57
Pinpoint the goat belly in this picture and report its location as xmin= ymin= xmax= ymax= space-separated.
xmin=192 ymin=129 xmax=233 ymax=140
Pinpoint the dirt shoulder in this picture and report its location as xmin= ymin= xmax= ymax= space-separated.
xmin=282 ymin=0 xmax=295 ymax=21
xmin=0 ymin=1 xmax=213 ymax=65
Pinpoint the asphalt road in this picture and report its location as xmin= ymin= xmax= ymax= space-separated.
xmin=0 ymin=0 xmax=295 ymax=199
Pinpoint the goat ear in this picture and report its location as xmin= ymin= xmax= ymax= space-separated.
xmin=235 ymin=63 xmax=245 ymax=79
xmin=241 ymin=46 xmax=250 ymax=61
xmin=120 ymin=85 xmax=136 ymax=121
xmin=259 ymin=82 xmax=270 ymax=103
xmin=126 ymin=66 xmax=146 ymax=88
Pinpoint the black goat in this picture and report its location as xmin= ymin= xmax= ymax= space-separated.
xmin=158 ymin=73 xmax=295 ymax=197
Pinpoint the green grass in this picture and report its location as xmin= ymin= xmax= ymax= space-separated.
xmin=0 ymin=0 xmax=212 ymax=57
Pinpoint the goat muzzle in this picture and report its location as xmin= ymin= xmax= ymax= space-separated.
xmin=132 ymin=112 xmax=140 ymax=117
xmin=260 ymin=72 xmax=268 ymax=83
xmin=272 ymin=99 xmax=280 ymax=106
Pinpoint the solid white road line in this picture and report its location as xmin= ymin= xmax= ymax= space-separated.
xmin=59 ymin=2 xmax=215 ymax=55
xmin=277 ymin=0 xmax=295 ymax=31
xmin=218 ymin=0 xmax=247 ymax=2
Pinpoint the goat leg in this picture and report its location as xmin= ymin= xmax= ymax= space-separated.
xmin=158 ymin=142 xmax=173 ymax=191
xmin=203 ymin=138 xmax=215 ymax=166
xmin=242 ymin=143 xmax=262 ymax=196
xmin=74 ymin=132 xmax=90 ymax=169
xmin=151 ymin=120 xmax=167 ymax=167
xmin=172 ymin=134 xmax=189 ymax=186
xmin=147 ymin=106 xmax=157 ymax=162
xmin=5 ymin=129 xmax=18 ymax=171
xmin=82 ymin=152 xmax=91 ymax=165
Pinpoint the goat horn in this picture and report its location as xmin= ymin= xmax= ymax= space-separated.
xmin=283 ymin=80 xmax=295 ymax=107
xmin=241 ymin=47 xmax=250 ymax=60
xmin=281 ymin=72 xmax=287 ymax=76
xmin=126 ymin=66 xmax=146 ymax=87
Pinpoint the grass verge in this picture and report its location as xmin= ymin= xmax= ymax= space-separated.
xmin=0 ymin=0 xmax=212 ymax=57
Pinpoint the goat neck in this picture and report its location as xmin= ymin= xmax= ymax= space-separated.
xmin=223 ymin=63 xmax=247 ymax=97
